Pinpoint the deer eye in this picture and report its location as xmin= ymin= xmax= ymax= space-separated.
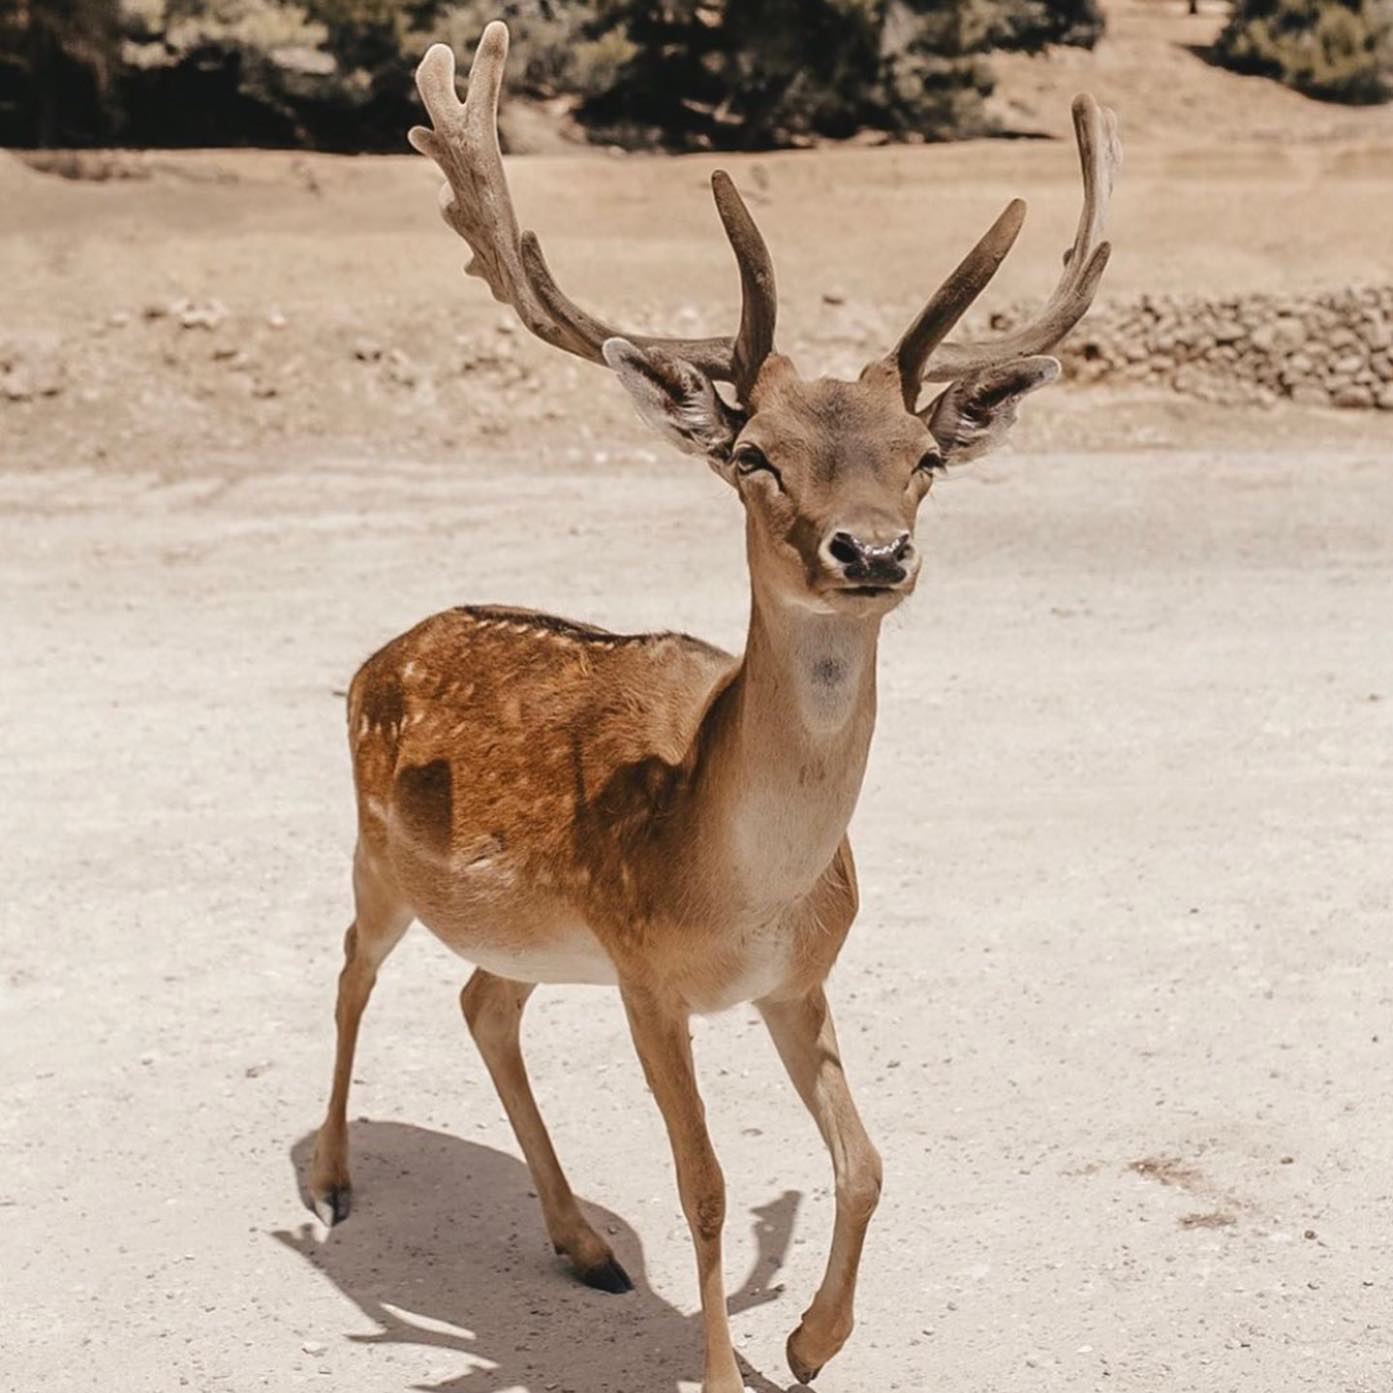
xmin=734 ymin=444 xmax=779 ymax=482
xmin=914 ymin=449 xmax=943 ymax=476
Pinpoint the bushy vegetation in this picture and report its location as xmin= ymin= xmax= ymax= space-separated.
xmin=1213 ymin=0 xmax=1392 ymax=103
xmin=0 ymin=0 xmax=1105 ymax=150
xmin=1 ymin=0 xmax=123 ymax=144
xmin=582 ymin=0 xmax=1105 ymax=148
xmin=994 ymin=0 xmax=1105 ymax=51
xmin=581 ymin=0 xmax=986 ymax=148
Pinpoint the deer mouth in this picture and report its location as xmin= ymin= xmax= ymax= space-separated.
xmin=824 ymin=581 xmax=910 ymax=611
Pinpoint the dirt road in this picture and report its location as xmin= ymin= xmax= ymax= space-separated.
xmin=5 ymin=1 xmax=1393 ymax=1382
xmin=4 ymin=435 xmax=1391 ymax=1392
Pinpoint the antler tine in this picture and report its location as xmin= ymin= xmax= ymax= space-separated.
xmin=518 ymin=234 xmax=733 ymax=379
xmin=409 ymin=24 xmax=779 ymax=390
xmin=886 ymin=198 xmax=1026 ymax=408
xmin=919 ymin=93 xmax=1121 ymax=384
xmin=410 ymin=27 xmax=595 ymax=357
xmin=711 ymin=171 xmax=777 ymax=396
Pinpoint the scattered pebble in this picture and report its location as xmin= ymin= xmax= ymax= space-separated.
xmin=172 ymin=298 xmax=229 ymax=331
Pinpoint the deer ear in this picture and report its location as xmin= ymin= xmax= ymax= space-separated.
xmin=923 ymin=356 xmax=1060 ymax=465
xmin=603 ymin=338 xmax=742 ymax=460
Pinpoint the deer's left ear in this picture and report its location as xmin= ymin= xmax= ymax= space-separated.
xmin=923 ymin=355 xmax=1060 ymax=465
xmin=603 ymin=338 xmax=743 ymax=461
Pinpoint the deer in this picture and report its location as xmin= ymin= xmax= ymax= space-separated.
xmin=308 ymin=20 xmax=1120 ymax=1393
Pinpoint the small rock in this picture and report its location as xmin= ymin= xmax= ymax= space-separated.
xmin=1290 ymin=384 xmax=1330 ymax=408
xmin=386 ymin=348 xmax=418 ymax=387
xmin=2 ymin=366 xmax=34 ymax=401
xmin=301 ymin=1341 xmax=327 ymax=1357
xmin=175 ymin=298 xmax=229 ymax=331
xmin=352 ymin=337 xmax=383 ymax=362
xmin=822 ymin=287 xmax=847 ymax=307
xmin=1332 ymin=384 xmax=1374 ymax=410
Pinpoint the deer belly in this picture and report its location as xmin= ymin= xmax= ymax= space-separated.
xmin=465 ymin=928 xmax=621 ymax=986
xmin=417 ymin=895 xmax=620 ymax=986
xmin=689 ymin=932 xmax=794 ymax=1014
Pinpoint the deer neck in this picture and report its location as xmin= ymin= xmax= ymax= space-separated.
xmin=693 ymin=586 xmax=881 ymax=912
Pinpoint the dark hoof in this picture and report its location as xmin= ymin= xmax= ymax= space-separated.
xmin=577 ymin=1255 xmax=634 ymax=1294
xmin=786 ymin=1333 xmax=822 ymax=1385
xmin=312 ymin=1185 xmax=352 ymax=1227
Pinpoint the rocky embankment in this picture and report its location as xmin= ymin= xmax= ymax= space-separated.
xmin=1042 ymin=286 xmax=1393 ymax=410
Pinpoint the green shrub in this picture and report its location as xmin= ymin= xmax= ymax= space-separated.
xmin=992 ymin=0 xmax=1105 ymax=52
xmin=581 ymin=0 xmax=993 ymax=149
xmin=410 ymin=2 xmax=629 ymax=99
xmin=0 ymin=0 xmax=1107 ymax=148
xmin=2 ymin=0 xmax=123 ymax=142
xmin=1214 ymin=0 xmax=1392 ymax=103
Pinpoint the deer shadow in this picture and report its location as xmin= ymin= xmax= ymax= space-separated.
xmin=274 ymin=1122 xmax=801 ymax=1392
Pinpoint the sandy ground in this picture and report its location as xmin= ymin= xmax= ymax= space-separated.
xmin=3 ymin=442 xmax=1392 ymax=1393
xmin=4 ymin=2 xmax=1393 ymax=472
xmin=5 ymin=3 xmax=1393 ymax=1390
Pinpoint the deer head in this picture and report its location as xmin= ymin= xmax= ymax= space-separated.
xmin=410 ymin=23 xmax=1121 ymax=617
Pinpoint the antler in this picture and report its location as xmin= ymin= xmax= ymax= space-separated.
xmin=408 ymin=23 xmax=777 ymax=395
xmin=884 ymin=93 xmax=1121 ymax=405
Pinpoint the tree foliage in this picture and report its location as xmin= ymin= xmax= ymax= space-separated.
xmin=2 ymin=0 xmax=123 ymax=143
xmin=581 ymin=1 xmax=984 ymax=149
xmin=1213 ymin=0 xmax=1392 ymax=103
xmin=0 ymin=0 xmax=1106 ymax=149
xmin=992 ymin=0 xmax=1104 ymax=52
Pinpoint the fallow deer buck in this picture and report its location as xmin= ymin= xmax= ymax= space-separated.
xmin=310 ymin=21 xmax=1120 ymax=1391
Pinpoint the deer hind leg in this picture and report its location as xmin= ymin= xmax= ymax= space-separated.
xmin=461 ymin=968 xmax=633 ymax=1294
xmin=309 ymin=842 xmax=412 ymax=1226
xmin=622 ymin=982 xmax=745 ymax=1393
xmin=759 ymin=986 xmax=882 ymax=1385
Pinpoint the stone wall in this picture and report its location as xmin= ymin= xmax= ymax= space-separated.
xmin=1002 ymin=285 xmax=1393 ymax=409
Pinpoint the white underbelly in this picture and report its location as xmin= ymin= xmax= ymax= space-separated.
xmin=439 ymin=921 xmax=620 ymax=987
xmin=701 ymin=954 xmax=788 ymax=1011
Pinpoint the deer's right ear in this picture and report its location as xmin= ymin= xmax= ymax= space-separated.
xmin=603 ymin=339 xmax=743 ymax=462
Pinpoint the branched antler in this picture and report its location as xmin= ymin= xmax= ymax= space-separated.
xmin=410 ymin=25 xmax=1117 ymax=412
xmin=883 ymin=94 xmax=1122 ymax=405
xmin=408 ymin=22 xmax=777 ymax=395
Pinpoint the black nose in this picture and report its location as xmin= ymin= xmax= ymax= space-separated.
xmin=826 ymin=531 xmax=914 ymax=584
